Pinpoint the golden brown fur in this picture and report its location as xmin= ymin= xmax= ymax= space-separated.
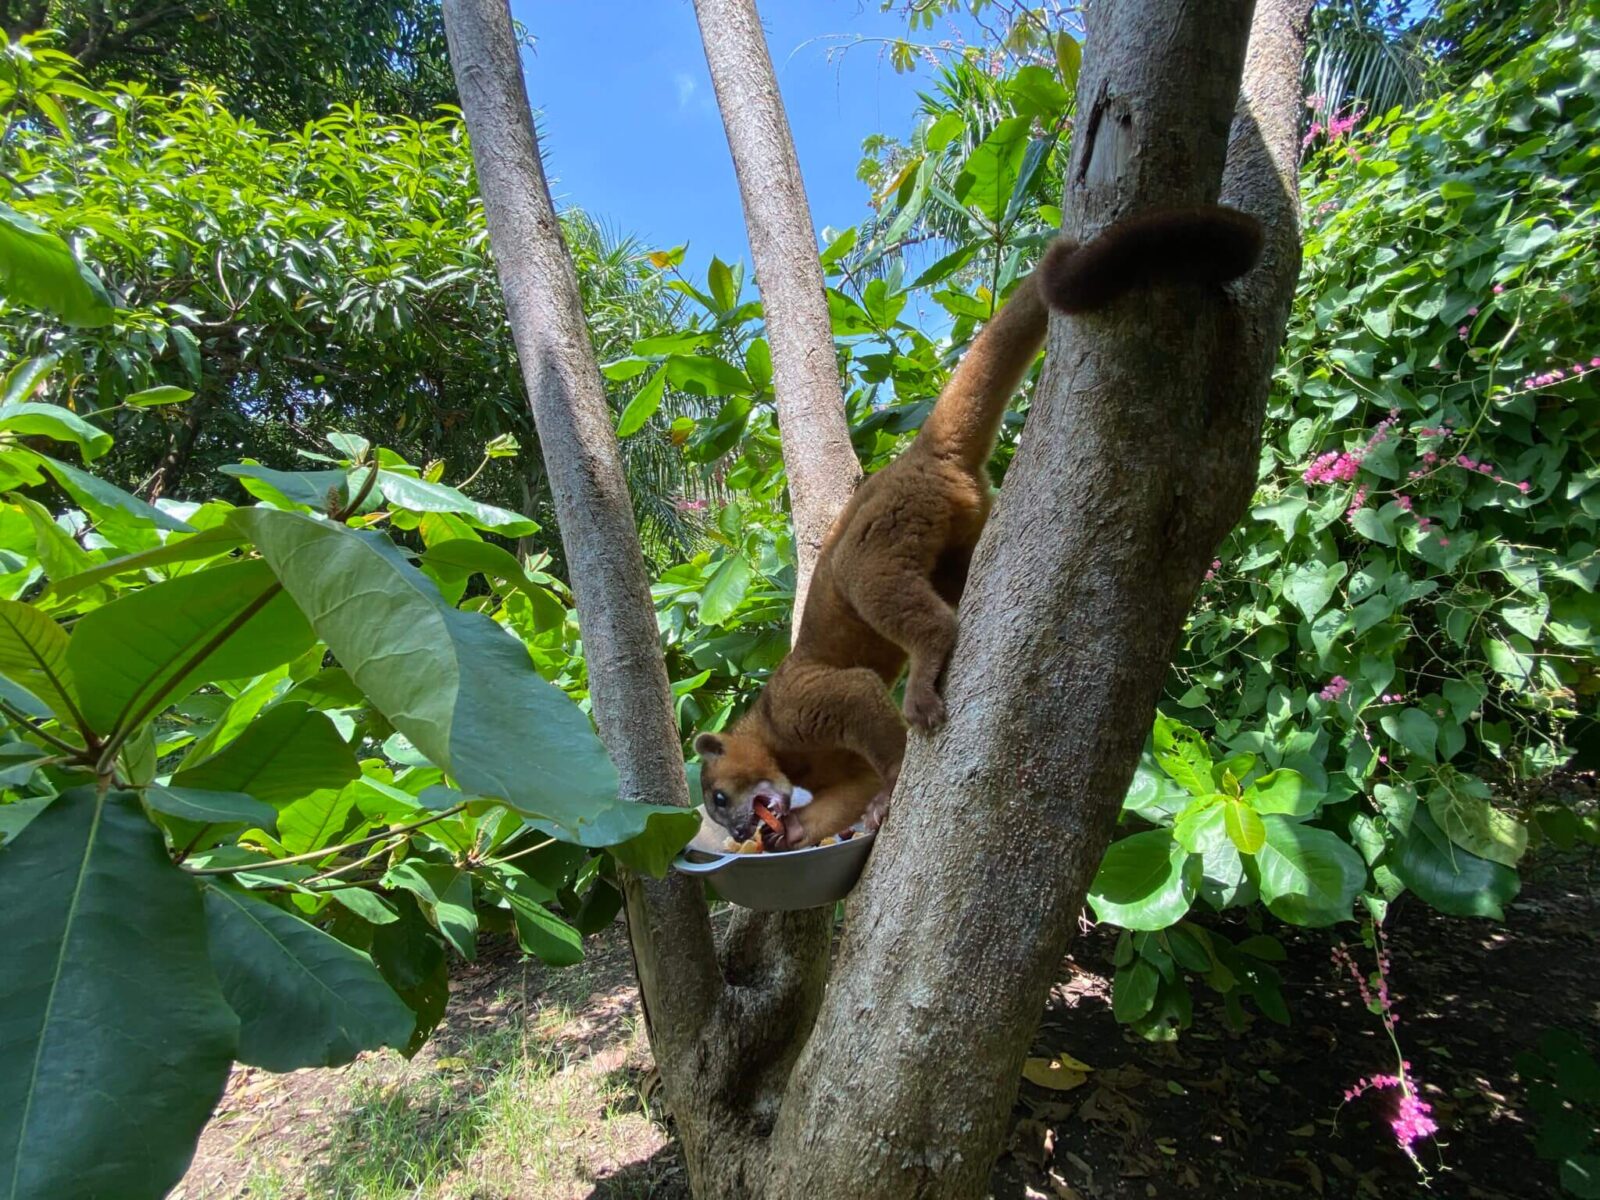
xmin=697 ymin=206 xmax=1262 ymax=851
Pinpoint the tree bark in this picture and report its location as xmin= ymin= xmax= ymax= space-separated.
xmin=693 ymin=0 xmax=863 ymax=619
xmin=764 ymin=2 xmax=1312 ymax=1196
xmin=441 ymin=4 xmax=830 ymax=1194
xmin=145 ymin=386 xmax=215 ymax=502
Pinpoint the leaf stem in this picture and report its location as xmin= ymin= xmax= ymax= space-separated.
xmin=181 ymin=802 xmax=467 ymax=876
xmin=0 ymin=698 xmax=89 ymax=759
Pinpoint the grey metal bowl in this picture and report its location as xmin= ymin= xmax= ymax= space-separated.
xmin=672 ymin=831 xmax=876 ymax=911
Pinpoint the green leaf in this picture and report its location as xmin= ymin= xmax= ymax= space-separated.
xmin=1 ymin=356 xmax=58 ymax=408
xmin=1392 ymin=807 xmax=1519 ymax=919
xmin=1112 ymin=960 xmax=1159 ymax=1022
xmin=699 ymin=554 xmax=752 ymax=625
xmin=37 ymin=454 xmax=193 ymax=534
xmin=1152 ymin=714 xmax=1214 ymax=798
xmin=221 ymin=462 xmax=347 ymax=511
xmin=386 ymin=861 xmax=477 ymax=960
xmin=0 ymin=789 xmax=237 ymax=1200
xmin=201 ymin=881 xmax=414 ymax=1070
xmin=1379 ymin=708 xmax=1438 ymax=764
xmin=124 ymin=385 xmax=195 ymax=408
xmin=664 ymin=354 xmax=753 ymax=398
xmin=327 ymin=888 xmax=399 ymax=924
xmin=491 ymin=873 xmax=584 ymax=966
xmin=274 ymin=785 xmax=355 ymax=855
xmin=1282 ymin=561 xmax=1347 ymax=621
xmin=0 ymin=203 xmax=113 ymax=327
xmin=1252 ymin=495 xmax=1309 ymax=539
xmin=0 ymin=599 xmax=82 ymax=729
xmin=616 ymin=366 xmax=667 ymax=437
xmin=1224 ymin=800 xmax=1267 ymax=855
xmin=953 ymin=116 xmax=1031 ymax=225
xmin=1243 ymin=769 xmax=1317 ymax=816
xmin=1254 ymin=817 xmax=1365 ymax=926
xmin=375 ymin=471 xmax=538 ymax=537
xmin=1426 ymin=784 xmax=1527 ymax=868
xmin=232 ymin=511 xmax=696 ymax=870
xmin=49 ymin=525 xmax=244 ymax=599
xmin=1088 ymin=829 xmax=1196 ymax=931
xmin=0 ymin=403 xmax=111 ymax=462
xmin=1372 ymin=782 xmax=1417 ymax=835
xmin=66 ymin=558 xmax=315 ymax=735
xmin=142 ymin=785 xmax=277 ymax=830
xmin=707 ymin=257 xmax=738 ymax=311
xmin=171 ymin=703 xmax=359 ymax=806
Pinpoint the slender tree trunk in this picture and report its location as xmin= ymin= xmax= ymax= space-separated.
xmin=447 ymin=0 xmax=1310 ymax=1195
xmin=693 ymin=0 xmax=862 ymax=618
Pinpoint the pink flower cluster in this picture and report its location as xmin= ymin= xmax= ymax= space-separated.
xmin=1304 ymin=451 xmax=1362 ymax=485
xmin=1203 ymin=557 xmax=1221 ymax=582
xmin=1378 ymin=692 xmax=1405 ymax=703
xmin=1521 ymin=357 xmax=1598 ymax=390
xmin=1455 ymin=455 xmax=1532 ymax=494
xmin=675 ymin=498 xmax=709 ymax=512
xmin=1318 ymin=675 xmax=1349 ymax=702
xmin=1333 ymin=931 xmax=1439 ymax=1171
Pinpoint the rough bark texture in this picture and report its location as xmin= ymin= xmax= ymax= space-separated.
xmin=693 ymin=0 xmax=863 ymax=618
xmin=763 ymin=2 xmax=1312 ymax=1197
xmin=442 ymin=4 xmax=830 ymax=1194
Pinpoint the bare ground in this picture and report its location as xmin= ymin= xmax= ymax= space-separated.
xmin=175 ymin=853 xmax=1598 ymax=1200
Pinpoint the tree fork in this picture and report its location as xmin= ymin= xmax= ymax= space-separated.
xmin=765 ymin=2 xmax=1311 ymax=1196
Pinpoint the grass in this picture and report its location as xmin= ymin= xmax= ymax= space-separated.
xmin=177 ymin=934 xmax=682 ymax=1200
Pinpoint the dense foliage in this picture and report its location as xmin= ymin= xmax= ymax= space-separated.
xmin=0 ymin=6 xmax=1595 ymax=1197
xmin=3 ymin=0 xmax=455 ymax=126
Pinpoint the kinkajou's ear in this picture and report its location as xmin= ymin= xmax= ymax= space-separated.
xmin=693 ymin=732 xmax=725 ymax=759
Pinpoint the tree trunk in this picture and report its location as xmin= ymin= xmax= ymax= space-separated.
xmin=446 ymin=0 xmax=1311 ymax=1195
xmin=765 ymin=1 xmax=1313 ymax=1196
xmin=145 ymin=387 xmax=215 ymax=502
xmin=693 ymin=0 xmax=862 ymax=619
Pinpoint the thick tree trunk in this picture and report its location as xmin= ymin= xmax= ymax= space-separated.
xmin=693 ymin=0 xmax=862 ymax=618
xmin=764 ymin=2 xmax=1312 ymax=1196
xmin=441 ymin=5 xmax=829 ymax=1194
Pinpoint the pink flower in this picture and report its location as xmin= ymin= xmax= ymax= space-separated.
xmin=1574 ymin=365 xmax=1586 ymax=376
xmin=1393 ymin=1090 xmax=1439 ymax=1149
xmin=1467 ymin=307 xmax=1478 ymax=317
xmin=1493 ymin=283 xmax=1505 ymax=295
xmin=1319 ymin=675 xmax=1350 ymax=702
xmin=1396 ymin=495 xmax=1413 ymax=512
xmin=1438 ymin=537 xmax=1451 ymax=547
xmin=1457 ymin=325 xmax=1469 ymax=337
xmin=1591 ymin=357 xmax=1600 ymax=368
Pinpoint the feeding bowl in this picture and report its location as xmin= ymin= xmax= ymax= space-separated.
xmin=672 ymin=828 xmax=876 ymax=911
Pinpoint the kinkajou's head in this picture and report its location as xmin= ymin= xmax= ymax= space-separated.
xmin=693 ymin=731 xmax=807 ymax=843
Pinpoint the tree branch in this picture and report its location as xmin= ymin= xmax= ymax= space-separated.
xmin=440 ymin=0 xmax=725 ymax=1179
xmin=693 ymin=0 xmax=863 ymax=620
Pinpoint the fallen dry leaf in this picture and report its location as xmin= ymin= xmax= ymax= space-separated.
xmin=1024 ymin=1056 xmax=1092 ymax=1091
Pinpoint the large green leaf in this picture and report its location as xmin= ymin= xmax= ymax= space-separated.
xmin=1392 ymin=807 xmax=1520 ymax=919
xmin=232 ymin=511 xmax=697 ymax=871
xmin=1425 ymin=782 xmax=1527 ymax=868
xmin=172 ymin=703 xmax=359 ymax=806
xmin=0 ymin=204 xmax=113 ymax=328
xmin=953 ymin=116 xmax=1031 ymax=225
xmin=0 ymin=599 xmax=82 ymax=729
xmin=1243 ymin=769 xmax=1317 ymax=817
xmin=375 ymin=471 xmax=538 ymax=536
xmin=0 ymin=404 xmax=110 ymax=462
xmin=1087 ymin=829 xmax=1197 ymax=931
xmin=66 ymin=558 xmax=315 ymax=735
xmin=385 ymin=861 xmax=477 ymax=960
xmin=615 ymin=366 xmax=666 ymax=438
xmin=1282 ymin=561 xmax=1347 ymax=621
xmin=663 ymin=354 xmax=752 ymax=398
xmin=0 ymin=789 xmax=237 ymax=1200
xmin=1254 ymin=817 xmax=1365 ymax=926
xmin=201 ymin=881 xmax=413 ymax=1071
xmin=50 ymin=525 xmax=244 ymax=599
xmin=36 ymin=455 xmax=194 ymax=535
xmin=142 ymin=784 xmax=277 ymax=830
xmin=489 ymin=870 xmax=583 ymax=966
xmin=220 ymin=462 xmax=348 ymax=511
xmin=699 ymin=554 xmax=751 ymax=625
xmin=1153 ymin=715 xmax=1213 ymax=797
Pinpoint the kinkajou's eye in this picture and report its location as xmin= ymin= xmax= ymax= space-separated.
xmin=712 ymin=790 xmax=729 ymax=807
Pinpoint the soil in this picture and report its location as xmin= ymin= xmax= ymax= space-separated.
xmin=178 ymin=853 xmax=1599 ymax=1199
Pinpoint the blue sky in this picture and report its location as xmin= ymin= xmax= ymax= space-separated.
xmin=507 ymin=1 xmax=975 ymax=286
